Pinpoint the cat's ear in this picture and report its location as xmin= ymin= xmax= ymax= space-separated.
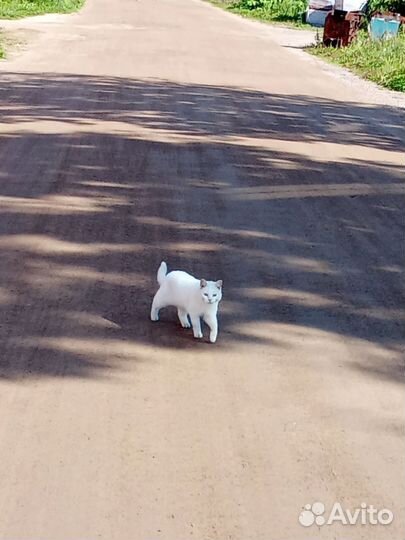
xmin=216 ymin=280 xmax=223 ymax=289
xmin=200 ymin=279 xmax=207 ymax=288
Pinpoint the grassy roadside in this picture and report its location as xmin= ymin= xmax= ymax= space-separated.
xmin=0 ymin=0 xmax=85 ymax=19
xmin=0 ymin=29 xmax=12 ymax=59
xmin=309 ymin=31 xmax=405 ymax=92
xmin=207 ymin=0 xmax=310 ymax=28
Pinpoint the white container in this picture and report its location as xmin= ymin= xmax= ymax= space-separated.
xmin=306 ymin=8 xmax=331 ymax=26
xmin=306 ymin=0 xmax=334 ymax=26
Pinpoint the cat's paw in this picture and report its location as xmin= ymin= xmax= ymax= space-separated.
xmin=151 ymin=313 xmax=159 ymax=322
xmin=193 ymin=332 xmax=203 ymax=339
xmin=181 ymin=321 xmax=191 ymax=329
xmin=209 ymin=334 xmax=217 ymax=343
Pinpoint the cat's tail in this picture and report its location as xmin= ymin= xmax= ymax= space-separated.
xmin=157 ymin=261 xmax=168 ymax=286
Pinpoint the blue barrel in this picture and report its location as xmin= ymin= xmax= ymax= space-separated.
xmin=370 ymin=17 xmax=400 ymax=40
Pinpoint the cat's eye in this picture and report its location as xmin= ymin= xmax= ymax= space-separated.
xmin=204 ymin=293 xmax=208 ymax=296
xmin=213 ymin=294 xmax=217 ymax=297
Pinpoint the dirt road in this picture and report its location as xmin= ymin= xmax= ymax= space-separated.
xmin=0 ymin=1 xmax=404 ymax=538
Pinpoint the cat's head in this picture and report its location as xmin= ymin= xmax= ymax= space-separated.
xmin=200 ymin=279 xmax=223 ymax=305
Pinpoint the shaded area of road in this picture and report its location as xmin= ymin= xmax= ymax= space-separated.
xmin=0 ymin=74 xmax=403 ymax=379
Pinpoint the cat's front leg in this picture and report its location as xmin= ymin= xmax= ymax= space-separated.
xmin=190 ymin=315 xmax=203 ymax=339
xmin=204 ymin=313 xmax=218 ymax=343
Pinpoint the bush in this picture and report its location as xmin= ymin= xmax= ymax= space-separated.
xmin=236 ymin=0 xmax=405 ymax=15
xmin=234 ymin=0 xmax=308 ymax=20
xmin=368 ymin=0 xmax=405 ymax=15
xmin=236 ymin=0 xmax=266 ymax=6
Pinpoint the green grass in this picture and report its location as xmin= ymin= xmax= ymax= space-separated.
xmin=0 ymin=29 xmax=8 ymax=58
xmin=0 ymin=0 xmax=84 ymax=19
xmin=207 ymin=0 xmax=310 ymax=28
xmin=309 ymin=31 xmax=405 ymax=92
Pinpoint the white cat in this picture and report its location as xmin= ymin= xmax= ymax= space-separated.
xmin=150 ymin=261 xmax=223 ymax=343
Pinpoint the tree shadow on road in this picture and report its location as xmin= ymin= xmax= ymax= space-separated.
xmin=0 ymin=73 xmax=403 ymax=381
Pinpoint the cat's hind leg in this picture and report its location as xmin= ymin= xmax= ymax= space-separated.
xmin=150 ymin=289 xmax=165 ymax=321
xmin=177 ymin=308 xmax=191 ymax=328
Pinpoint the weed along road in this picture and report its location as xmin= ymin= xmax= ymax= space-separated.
xmin=0 ymin=0 xmax=404 ymax=539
